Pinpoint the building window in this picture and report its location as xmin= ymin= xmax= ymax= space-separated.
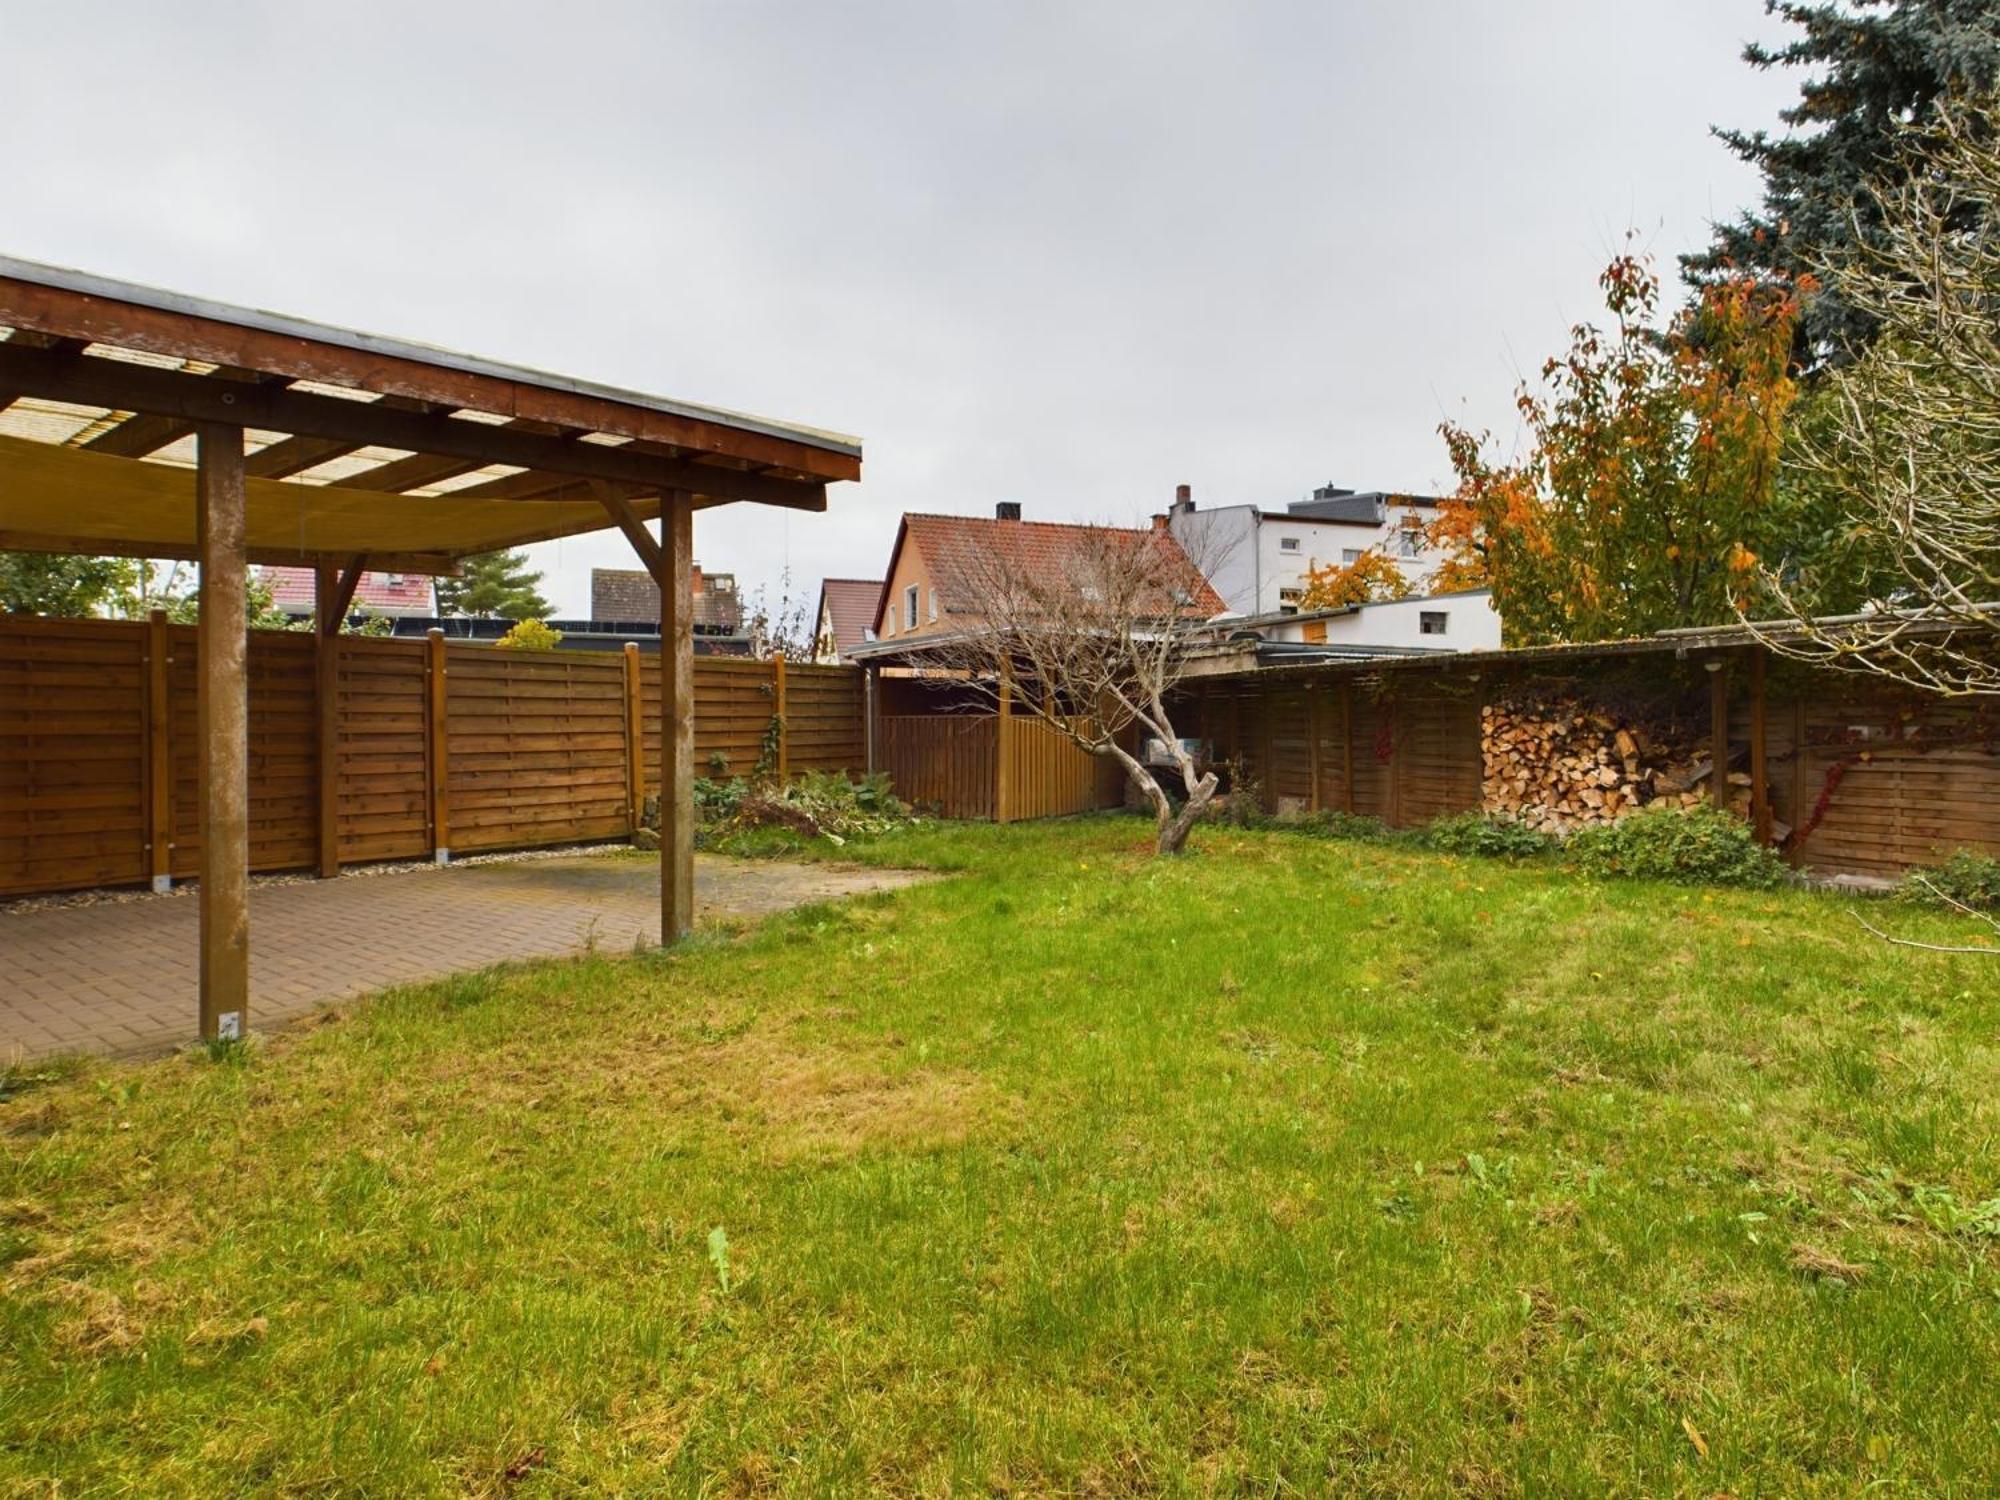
xmin=1277 ymin=587 xmax=1302 ymax=617
xmin=1397 ymin=517 xmax=1425 ymax=557
xmin=1341 ymin=548 xmax=1362 ymax=565
xmin=1278 ymin=536 xmax=1301 ymax=554
xmin=928 ymin=588 xmax=938 ymax=621
xmin=904 ymin=585 xmax=919 ymax=631
xmin=1420 ymin=610 xmax=1448 ymax=636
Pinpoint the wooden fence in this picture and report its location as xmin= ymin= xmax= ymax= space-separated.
xmin=877 ymin=715 xmax=997 ymax=820
xmin=874 ymin=700 xmax=1124 ymax=823
xmin=1187 ymin=653 xmax=2000 ymax=880
xmin=0 ymin=613 xmax=865 ymax=897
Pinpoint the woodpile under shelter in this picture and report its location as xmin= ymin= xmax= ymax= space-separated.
xmin=0 ymin=256 xmax=860 ymax=1042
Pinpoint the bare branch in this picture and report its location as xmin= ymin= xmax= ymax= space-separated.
xmin=907 ymin=518 xmax=1237 ymax=853
xmin=1743 ymin=92 xmax=2000 ymax=696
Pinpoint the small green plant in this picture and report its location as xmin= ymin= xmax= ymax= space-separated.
xmin=1565 ymin=803 xmax=1786 ymax=889
xmin=1420 ymin=811 xmax=1559 ymax=860
xmin=1897 ymin=850 xmax=2000 ymax=912
xmin=707 ymin=1225 xmax=733 ymax=1294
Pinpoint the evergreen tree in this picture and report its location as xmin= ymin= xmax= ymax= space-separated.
xmin=1684 ymin=0 xmax=2000 ymax=364
xmin=434 ymin=550 xmax=552 ymax=620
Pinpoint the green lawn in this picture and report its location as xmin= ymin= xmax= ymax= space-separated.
xmin=5 ymin=818 xmax=1998 ymax=1495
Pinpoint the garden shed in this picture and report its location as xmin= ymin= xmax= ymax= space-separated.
xmin=0 ymin=255 xmax=861 ymax=1041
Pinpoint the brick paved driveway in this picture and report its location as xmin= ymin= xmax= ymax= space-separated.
xmin=0 ymin=853 xmax=927 ymax=1062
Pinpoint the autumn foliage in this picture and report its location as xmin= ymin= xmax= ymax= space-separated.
xmin=1427 ymin=254 xmax=1802 ymax=644
xmin=1298 ymin=549 xmax=1412 ymax=610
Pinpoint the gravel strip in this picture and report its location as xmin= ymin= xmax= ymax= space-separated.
xmin=0 ymin=842 xmax=642 ymax=917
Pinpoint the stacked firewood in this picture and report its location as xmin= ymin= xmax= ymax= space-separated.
xmin=1481 ymin=696 xmax=1722 ymax=834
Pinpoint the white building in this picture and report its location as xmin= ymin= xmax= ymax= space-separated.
xmin=1166 ymin=480 xmax=1501 ymax=648
xmin=1166 ymin=481 xmax=1458 ymax=617
xmin=1241 ymin=589 xmax=1501 ymax=652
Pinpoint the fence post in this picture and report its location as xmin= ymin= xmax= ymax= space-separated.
xmin=427 ymin=629 xmax=450 ymax=864
xmin=145 ymin=609 xmax=172 ymax=893
xmin=623 ymin=642 xmax=645 ymax=833
xmin=864 ymin=667 xmax=877 ymax=775
xmin=995 ymin=667 xmax=1014 ymax=824
xmin=772 ymin=650 xmax=789 ymax=781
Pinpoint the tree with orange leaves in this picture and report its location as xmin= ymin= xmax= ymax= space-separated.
xmin=1298 ymin=549 xmax=1412 ymax=610
xmin=1428 ymin=252 xmax=1801 ymax=645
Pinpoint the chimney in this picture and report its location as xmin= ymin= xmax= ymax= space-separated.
xmin=1172 ymin=483 xmax=1194 ymax=515
xmin=690 ymin=563 xmax=704 ymax=597
xmin=995 ymin=501 xmax=1022 ymax=521
xmin=1151 ymin=513 xmax=1169 ymax=532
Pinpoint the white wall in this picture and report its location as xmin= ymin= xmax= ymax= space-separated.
xmin=1168 ymin=504 xmax=1260 ymax=615
xmin=1254 ymin=502 xmax=1446 ymax=615
xmin=1265 ymin=590 xmax=1501 ymax=651
xmin=1175 ymin=499 xmax=1448 ymax=617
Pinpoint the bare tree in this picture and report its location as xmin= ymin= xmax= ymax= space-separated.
xmin=1750 ymin=93 xmax=2000 ymax=696
xmin=918 ymin=521 xmax=1229 ymax=855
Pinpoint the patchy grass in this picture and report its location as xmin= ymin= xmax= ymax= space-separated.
xmin=3 ymin=815 xmax=1998 ymax=1495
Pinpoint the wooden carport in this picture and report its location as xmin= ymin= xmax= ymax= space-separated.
xmin=0 ymin=255 xmax=860 ymax=1041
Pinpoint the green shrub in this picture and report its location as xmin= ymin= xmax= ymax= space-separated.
xmin=1897 ymin=850 xmax=2000 ymax=911
xmin=693 ymin=776 xmax=748 ymax=822
xmin=1420 ymin=811 xmax=1559 ymax=860
xmin=698 ymin=770 xmax=916 ymax=852
xmin=1565 ymin=803 xmax=1786 ymax=889
xmin=1293 ymin=809 xmax=1398 ymax=843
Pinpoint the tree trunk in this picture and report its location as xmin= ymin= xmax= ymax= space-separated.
xmin=1157 ymin=773 xmax=1218 ymax=855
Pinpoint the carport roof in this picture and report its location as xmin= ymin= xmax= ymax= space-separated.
xmin=0 ymin=255 xmax=861 ymax=572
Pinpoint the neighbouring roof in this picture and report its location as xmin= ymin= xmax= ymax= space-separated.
xmin=590 ymin=566 xmax=742 ymax=630
xmin=1283 ymin=488 xmax=1443 ymax=523
xmin=0 ymin=254 xmax=860 ymax=576
xmin=817 ymin=577 xmax=882 ymax=657
xmin=878 ymin=513 xmax=1226 ymax=631
xmin=260 ymin=565 xmax=434 ymax=616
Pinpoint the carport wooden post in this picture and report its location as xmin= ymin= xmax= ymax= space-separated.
xmin=195 ymin=423 xmax=249 ymax=1042
xmin=660 ymin=491 xmax=696 ymax=940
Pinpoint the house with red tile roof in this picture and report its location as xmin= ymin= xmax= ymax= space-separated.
xmin=258 ymin=565 xmax=435 ymax=621
xmin=871 ymin=505 xmax=1225 ymax=644
xmin=813 ymin=577 xmax=882 ymax=662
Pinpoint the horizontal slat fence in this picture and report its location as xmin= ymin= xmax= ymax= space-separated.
xmin=0 ymin=614 xmax=866 ymax=897
xmin=1185 ymin=659 xmax=1998 ymax=879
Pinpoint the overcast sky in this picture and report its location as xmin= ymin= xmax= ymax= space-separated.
xmin=5 ymin=2 xmax=1801 ymax=616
